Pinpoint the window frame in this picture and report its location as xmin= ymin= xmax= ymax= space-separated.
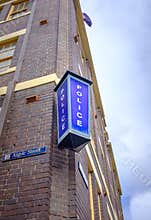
xmin=0 ymin=29 xmax=26 ymax=75
xmin=7 ymin=0 xmax=29 ymax=20
xmin=0 ymin=40 xmax=17 ymax=72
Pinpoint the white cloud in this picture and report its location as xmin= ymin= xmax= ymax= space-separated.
xmin=80 ymin=1 xmax=151 ymax=219
xmin=130 ymin=191 xmax=151 ymax=220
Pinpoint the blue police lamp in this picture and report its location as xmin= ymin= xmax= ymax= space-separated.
xmin=54 ymin=71 xmax=92 ymax=152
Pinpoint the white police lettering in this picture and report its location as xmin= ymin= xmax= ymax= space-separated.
xmin=77 ymin=112 xmax=82 ymax=118
xmin=61 ymin=115 xmax=65 ymax=122
xmin=76 ymin=84 xmax=83 ymax=127
xmin=77 ymin=120 xmax=82 ymax=127
xmin=76 ymin=91 xmax=82 ymax=96
xmin=62 ymin=123 xmax=65 ymax=130
xmin=60 ymin=94 xmax=64 ymax=101
xmin=60 ymin=86 xmax=65 ymax=131
xmin=61 ymin=102 xmax=64 ymax=108
xmin=78 ymin=105 xmax=81 ymax=111
xmin=61 ymin=108 xmax=65 ymax=114
xmin=77 ymin=97 xmax=82 ymax=104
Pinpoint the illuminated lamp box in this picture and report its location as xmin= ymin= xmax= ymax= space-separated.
xmin=54 ymin=71 xmax=92 ymax=152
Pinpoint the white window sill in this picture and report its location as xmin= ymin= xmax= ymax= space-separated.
xmin=0 ymin=66 xmax=16 ymax=76
xmin=0 ymin=11 xmax=31 ymax=24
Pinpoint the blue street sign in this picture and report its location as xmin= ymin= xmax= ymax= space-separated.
xmin=2 ymin=146 xmax=47 ymax=162
xmin=54 ymin=71 xmax=92 ymax=152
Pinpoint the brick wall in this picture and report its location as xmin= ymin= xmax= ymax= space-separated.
xmin=0 ymin=0 xmax=79 ymax=219
xmin=0 ymin=83 xmax=54 ymax=219
xmin=0 ymin=0 xmax=123 ymax=219
xmin=75 ymin=149 xmax=91 ymax=220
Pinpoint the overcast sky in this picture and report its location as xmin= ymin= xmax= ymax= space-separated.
xmin=81 ymin=0 xmax=151 ymax=219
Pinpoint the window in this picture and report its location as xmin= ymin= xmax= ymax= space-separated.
xmin=8 ymin=0 xmax=29 ymax=19
xmin=0 ymin=41 xmax=16 ymax=72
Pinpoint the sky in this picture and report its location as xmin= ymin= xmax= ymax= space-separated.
xmin=81 ymin=0 xmax=151 ymax=219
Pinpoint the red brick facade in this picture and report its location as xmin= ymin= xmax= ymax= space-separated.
xmin=0 ymin=0 xmax=123 ymax=219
